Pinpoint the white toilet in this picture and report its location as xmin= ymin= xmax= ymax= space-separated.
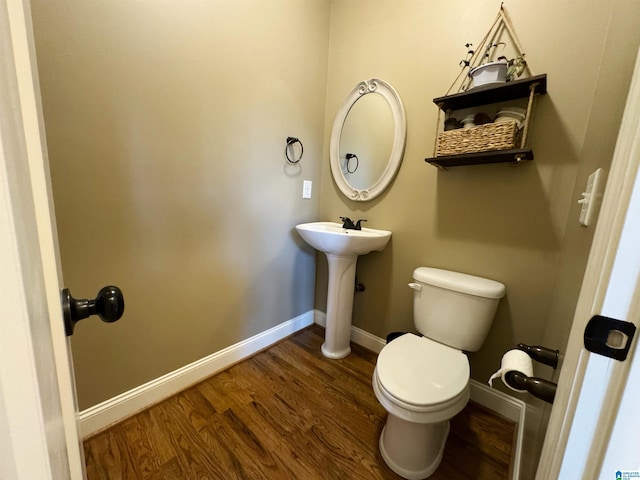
xmin=372 ymin=267 xmax=506 ymax=479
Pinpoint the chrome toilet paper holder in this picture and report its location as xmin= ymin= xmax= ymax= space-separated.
xmin=505 ymin=343 xmax=560 ymax=404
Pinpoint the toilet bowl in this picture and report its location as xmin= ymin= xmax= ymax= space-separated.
xmin=373 ymin=333 xmax=469 ymax=479
xmin=373 ymin=267 xmax=505 ymax=479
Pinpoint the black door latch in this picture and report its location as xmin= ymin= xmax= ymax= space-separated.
xmin=584 ymin=315 xmax=636 ymax=361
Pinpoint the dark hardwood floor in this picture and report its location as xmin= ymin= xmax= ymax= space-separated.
xmin=83 ymin=325 xmax=516 ymax=479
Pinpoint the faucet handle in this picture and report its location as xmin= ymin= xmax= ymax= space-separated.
xmin=340 ymin=216 xmax=355 ymax=229
xmin=354 ymin=219 xmax=367 ymax=230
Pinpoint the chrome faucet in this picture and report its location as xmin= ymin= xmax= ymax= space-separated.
xmin=340 ymin=216 xmax=367 ymax=230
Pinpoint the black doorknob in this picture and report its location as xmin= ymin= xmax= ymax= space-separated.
xmin=62 ymin=285 xmax=125 ymax=336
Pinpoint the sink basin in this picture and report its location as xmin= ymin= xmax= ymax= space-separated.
xmin=296 ymin=221 xmax=392 ymax=359
xmin=295 ymin=222 xmax=391 ymax=256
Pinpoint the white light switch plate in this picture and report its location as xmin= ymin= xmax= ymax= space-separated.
xmin=579 ymin=168 xmax=603 ymax=227
xmin=302 ymin=180 xmax=312 ymax=199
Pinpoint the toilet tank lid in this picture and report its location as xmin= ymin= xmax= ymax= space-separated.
xmin=413 ymin=267 xmax=506 ymax=299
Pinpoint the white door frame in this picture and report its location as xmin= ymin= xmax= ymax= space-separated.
xmin=536 ymin=46 xmax=640 ymax=478
xmin=0 ymin=1 xmax=84 ymax=478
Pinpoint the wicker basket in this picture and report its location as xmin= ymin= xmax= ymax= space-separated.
xmin=436 ymin=121 xmax=520 ymax=157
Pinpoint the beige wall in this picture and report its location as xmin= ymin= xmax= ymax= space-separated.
xmin=320 ymin=0 xmax=640 ymax=390
xmin=31 ymin=0 xmax=330 ymax=409
xmin=31 ymin=0 xmax=640 ymax=433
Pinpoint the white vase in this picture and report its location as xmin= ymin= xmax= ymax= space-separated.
xmin=469 ymin=60 xmax=508 ymax=88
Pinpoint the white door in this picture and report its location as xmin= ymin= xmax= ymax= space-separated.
xmin=536 ymin=47 xmax=640 ymax=478
xmin=0 ymin=1 xmax=85 ymax=478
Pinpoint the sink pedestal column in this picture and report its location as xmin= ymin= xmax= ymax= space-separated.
xmin=322 ymin=253 xmax=357 ymax=359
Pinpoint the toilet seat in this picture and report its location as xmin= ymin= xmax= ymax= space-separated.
xmin=376 ymin=333 xmax=469 ymax=407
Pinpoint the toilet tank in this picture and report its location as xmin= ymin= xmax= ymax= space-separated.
xmin=410 ymin=267 xmax=506 ymax=352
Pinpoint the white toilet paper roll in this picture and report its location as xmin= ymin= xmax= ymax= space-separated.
xmin=488 ymin=349 xmax=534 ymax=392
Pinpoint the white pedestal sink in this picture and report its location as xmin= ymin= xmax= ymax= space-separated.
xmin=295 ymin=222 xmax=392 ymax=359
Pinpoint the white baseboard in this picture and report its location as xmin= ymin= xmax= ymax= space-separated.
xmin=78 ymin=311 xmax=314 ymax=438
xmin=313 ymin=309 xmax=326 ymax=327
xmin=314 ymin=310 xmax=387 ymax=354
xmin=468 ymin=379 xmax=526 ymax=423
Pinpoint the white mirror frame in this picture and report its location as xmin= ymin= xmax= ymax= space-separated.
xmin=329 ymin=78 xmax=406 ymax=201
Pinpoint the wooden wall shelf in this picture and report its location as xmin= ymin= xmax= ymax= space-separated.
xmin=425 ymin=148 xmax=533 ymax=168
xmin=433 ymin=74 xmax=547 ymax=111
xmin=427 ymin=74 xmax=547 ymax=168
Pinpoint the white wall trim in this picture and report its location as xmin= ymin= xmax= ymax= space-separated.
xmin=314 ymin=310 xmax=388 ymax=353
xmin=351 ymin=325 xmax=386 ymax=353
xmin=314 ymin=309 xmax=326 ymax=327
xmin=79 ymin=311 xmax=314 ymax=438
xmin=468 ymin=379 xmax=526 ymax=423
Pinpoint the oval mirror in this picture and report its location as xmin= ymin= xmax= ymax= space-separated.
xmin=329 ymin=78 xmax=406 ymax=201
